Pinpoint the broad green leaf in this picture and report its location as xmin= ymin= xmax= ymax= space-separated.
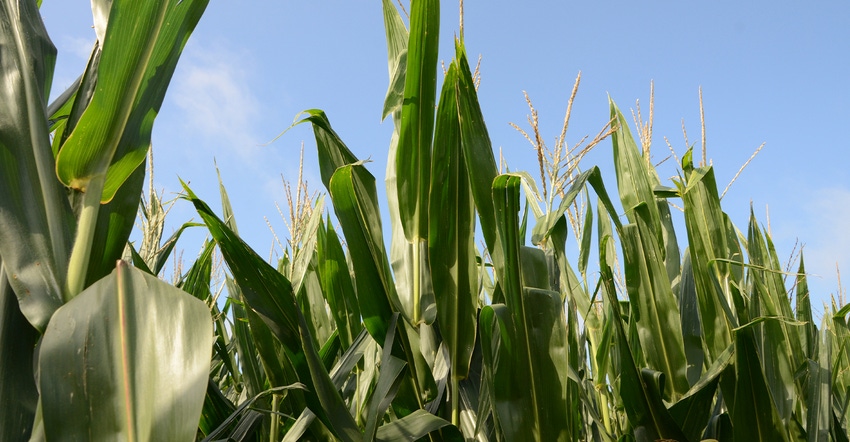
xmin=609 ymin=99 xmax=663 ymax=249
xmin=231 ymin=287 xmax=266 ymax=399
xmin=317 ymin=218 xmax=362 ymax=350
xmin=0 ymin=266 xmax=39 ymax=439
xmin=491 ymin=174 xmax=569 ymax=441
xmin=185 ymin=183 xmax=301 ymax=352
xmin=429 ymin=60 xmax=477 ymax=381
xmin=396 ymin=0 xmax=439 ymax=242
xmin=48 ymin=40 xmax=98 ymax=156
xmin=328 ymin=164 xmax=401 ymax=342
xmin=730 ymin=327 xmax=789 ymax=442
xmin=805 ymin=323 xmax=831 ymax=442
xmin=0 ymin=0 xmax=74 ymax=330
xmin=679 ymin=252 xmax=706 ymax=386
xmin=746 ymin=210 xmax=802 ymax=421
xmin=598 ymin=237 xmax=688 ymax=441
xmin=56 ymin=0 xmax=209 ymax=202
xmin=578 ymin=190 xmax=593 ymax=275
xmin=453 ymin=41 xmax=501 ymax=262
xmin=620 ymin=203 xmax=689 ymax=401
xmin=668 ymin=343 xmax=733 ymax=442
xmin=657 ymin=197 xmax=681 ymax=283
xmin=480 ymin=304 xmax=533 ymax=439
xmin=38 ymin=261 xmax=213 ymax=441
xmin=680 ymin=165 xmax=735 ymax=363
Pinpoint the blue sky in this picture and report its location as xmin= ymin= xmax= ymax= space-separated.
xmin=40 ymin=1 xmax=848 ymax=313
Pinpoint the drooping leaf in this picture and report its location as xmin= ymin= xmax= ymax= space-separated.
xmin=56 ymin=0 xmax=210 ymax=202
xmin=0 ymin=0 xmax=74 ymax=331
xmin=183 ymin=183 xmax=360 ymax=441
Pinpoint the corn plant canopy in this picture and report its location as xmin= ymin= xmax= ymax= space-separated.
xmin=1 ymin=0 xmax=849 ymax=441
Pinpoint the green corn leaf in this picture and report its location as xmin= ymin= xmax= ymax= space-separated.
xmin=364 ymin=314 xmax=408 ymax=441
xmin=678 ymin=252 xmax=706 ymax=386
xmin=0 ymin=0 xmax=74 ymax=331
xmin=480 ymin=304 xmax=533 ymax=439
xmin=197 ymin=378 xmax=237 ymax=438
xmin=578 ymin=189 xmax=594 ymax=275
xmin=81 ymin=164 xmax=145 ymax=285
xmin=376 ymin=409 xmax=463 ymax=442
xmin=620 ymin=203 xmax=690 ymax=401
xmin=429 ymin=60 xmax=477 ymax=381
xmin=396 ymin=0 xmax=439 ymax=242
xmin=56 ymin=0 xmax=209 ymax=202
xmin=177 ymin=238 xmax=216 ymax=302
xmin=680 ymin=165 xmax=735 ymax=363
xmin=184 ymin=183 xmax=301 ymax=352
xmin=184 ymin=183 xmax=360 ymax=442
xmin=609 ymin=99 xmax=662 ymax=249
xmin=746 ymin=210 xmax=803 ymax=422
xmin=0 ymin=265 xmax=40 ymax=439
xmin=795 ymin=254 xmax=817 ymax=360
xmin=730 ymin=327 xmax=789 ymax=442
xmin=380 ymin=0 xmax=407 ymax=121
xmin=230 ymin=286 xmax=266 ymax=399
xmin=293 ymin=109 xmax=358 ymax=190
xmin=668 ymin=343 xmax=733 ymax=442
xmin=805 ymin=323 xmax=831 ymax=442
xmin=453 ymin=41 xmax=501 ymax=262
xmin=532 ymin=166 xmax=623 ymax=246
xmin=598 ymin=236 xmax=688 ymax=442
xmin=326 ymin=163 xmax=435 ymax=412
xmin=491 ymin=173 xmax=570 ymax=441
xmin=328 ymin=164 xmax=401 ymax=343
xmin=38 ymin=261 xmax=213 ymax=440
xmin=317 ymin=217 xmax=362 ymax=350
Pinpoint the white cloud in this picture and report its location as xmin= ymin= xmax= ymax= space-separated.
xmin=61 ymin=35 xmax=95 ymax=60
xmin=171 ymin=43 xmax=261 ymax=153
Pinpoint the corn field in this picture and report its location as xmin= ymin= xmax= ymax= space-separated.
xmin=1 ymin=0 xmax=848 ymax=441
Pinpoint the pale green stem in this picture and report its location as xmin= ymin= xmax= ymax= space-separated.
xmin=451 ymin=377 xmax=459 ymax=426
xmin=600 ymin=391 xmax=612 ymax=435
xmin=412 ymin=240 xmax=421 ymax=324
xmin=270 ymin=394 xmax=279 ymax=442
xmin=65 ymin=174 xmax=105 ymax=300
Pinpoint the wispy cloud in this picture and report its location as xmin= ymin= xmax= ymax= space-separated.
xmin=61 ymin=35 xmax=95 ymax=60
xmin=171 ymin=42 xmax=261 ymax=153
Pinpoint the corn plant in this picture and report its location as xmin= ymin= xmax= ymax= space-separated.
xmin=180 ymin=1 xmax=850 ymax=441
xmin=0 ymin=1 xmax=213 ymax=439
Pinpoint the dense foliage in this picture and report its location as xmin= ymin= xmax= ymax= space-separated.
xmin=1 ymin=1 xmax=848 ymax=441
